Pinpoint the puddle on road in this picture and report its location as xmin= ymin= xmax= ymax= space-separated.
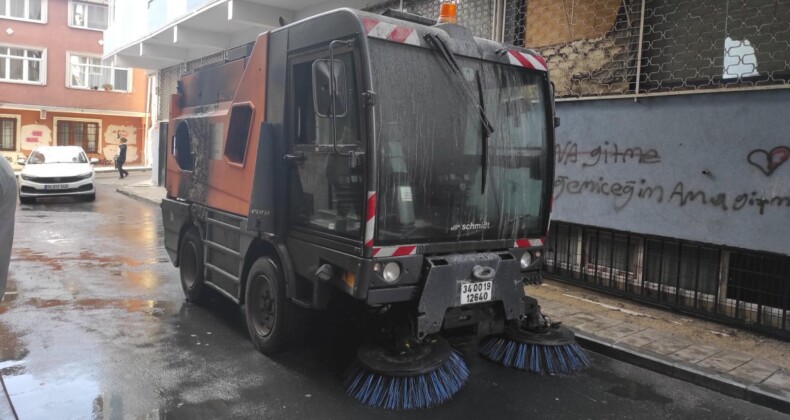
xmin=13 ymin=248 xmax=157 ymax=271
xmin=23 ymin=298 xmax=179 ymax=318
xmin=13 ymin=249 xmax=64 ymax=271
xmin=3 ymin=371 xmax=104 ymax=420
xmin=607 ymin=383 xmax=673 ymax=404
xmin=123 ymin=271 xmax=161 ymax=290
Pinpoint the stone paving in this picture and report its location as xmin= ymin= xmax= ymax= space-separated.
xmin=537 ymin=298 xmax=790 ymax=412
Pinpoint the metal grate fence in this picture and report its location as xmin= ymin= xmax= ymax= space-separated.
xmin=545 ymin=221 xmax=790 ymax=338
xmin=371 ymin=0 xmax=790 ymax=99
xmin=502 ymin=0 xmax=790 ymax=99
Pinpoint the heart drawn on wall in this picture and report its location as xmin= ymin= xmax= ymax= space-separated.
xmin=747 ymin=146 xmax=790 ymax=176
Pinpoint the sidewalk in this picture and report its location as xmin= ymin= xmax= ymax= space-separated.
xmin=532 ymin=282 xmax=790 ymax=413
xmin=116 ymin=180 xmax=166 ymax=206
xmin=116 ymin=185 xmax=790 ymax=414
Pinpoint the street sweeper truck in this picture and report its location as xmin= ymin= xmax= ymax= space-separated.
xmin=161 ymin=4 xmax=588 ymax=410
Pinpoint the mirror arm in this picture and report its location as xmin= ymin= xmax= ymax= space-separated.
xmin=329 ymin=39 xmax=354 ymax=156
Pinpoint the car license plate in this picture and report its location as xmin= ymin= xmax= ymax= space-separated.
xmin=44 ymin=184 xmax=69 ymax=190
xmin=460 ymin=280 xmax=493 ymax=305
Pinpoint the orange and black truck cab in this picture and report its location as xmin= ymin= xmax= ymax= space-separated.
xmin=161 ymin=8 xmax=555 ymax=340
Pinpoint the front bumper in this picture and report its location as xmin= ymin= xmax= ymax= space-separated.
xmin=18 ymin=175 xmax=95 ymax=198
xmin=414 ymin=252 xmax=527 ymax=337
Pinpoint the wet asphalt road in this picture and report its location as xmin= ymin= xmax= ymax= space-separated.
xmin=0 ymin=173 xmax=785 ymax=420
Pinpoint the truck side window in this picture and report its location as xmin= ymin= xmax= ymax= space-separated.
xmin=293 ymin=53 xmax=359 ymax=146
xmin=225 ymin=104 xmax=253 ymax=164
xmin=174 ymin=121 xmax=194 ymax=171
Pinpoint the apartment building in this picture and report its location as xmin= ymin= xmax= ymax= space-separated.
xmin=0 ymin=0 xmax=149 ymax=169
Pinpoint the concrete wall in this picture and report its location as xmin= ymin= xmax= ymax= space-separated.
xmin=552 ymin=89 xmax=790 ymax=256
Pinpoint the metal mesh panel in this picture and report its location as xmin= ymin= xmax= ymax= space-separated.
xmin=365 ymin=0 xmax=494 ymax=39
xmin=503 ymin=0 xmax=790 ymax=99
xmin=157 ymin=51 xmax=231 ymax=122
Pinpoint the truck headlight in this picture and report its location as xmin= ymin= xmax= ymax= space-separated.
xmin=520 ymin=252 xmax=532 ymax=269
xmin=382 ymin=262 xmax=401 ymax=283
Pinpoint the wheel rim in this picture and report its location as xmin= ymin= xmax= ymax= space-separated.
xmin=181 ymin=242 xmax=198 ymax=289
xmin=251 ymin=274 xmax=275 ymax=337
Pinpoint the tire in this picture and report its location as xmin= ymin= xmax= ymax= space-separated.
xmin=179 ymin=228 xmax=206 ymax=303
xmin=86 ymin=193 xmax=96 ymax=202
xmin=245 ymin=257 xmax=305 ymax=355
xmin=19 ymin=196 xmax=35 ymax=204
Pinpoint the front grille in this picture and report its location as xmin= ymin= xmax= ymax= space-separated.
xmin=31 ymin=176 xmax=85 ymax=184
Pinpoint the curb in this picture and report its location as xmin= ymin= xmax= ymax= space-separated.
xmin=574 ymin=333 xmax=790 ymax=414
xmin=116 ymin=187 xmax=161 ymax=207
xmin=0 ymin=375 xmax=18 ymax=420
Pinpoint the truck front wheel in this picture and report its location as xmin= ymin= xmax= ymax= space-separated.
xmin=179 ymin=228 xmax=206 ymax=303
xmin=244 ymin=257 xmax=304 ymax=355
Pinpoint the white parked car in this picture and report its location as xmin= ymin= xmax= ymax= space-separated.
xmin=18 ymin=146 xmax=98 ymax=203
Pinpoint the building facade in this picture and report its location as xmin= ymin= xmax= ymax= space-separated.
xmin=0 ymin=0 xmax=149 ymax=170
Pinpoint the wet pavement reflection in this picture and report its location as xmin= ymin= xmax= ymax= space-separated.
xmin=0 ymin=174 xmax=786 ymax=419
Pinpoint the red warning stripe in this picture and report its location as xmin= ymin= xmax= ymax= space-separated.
xmin=507 ymin=50 xmax=548 ymax=72
xmin=514 ymin=238 xmax=545 ymax=248
xmin=364 ymin=192 xmax=376 ymax=248
xmin=361 ymin=17 xmax=421 ymax=46
xmin=372 ymin=245 xmax=417 ymax=257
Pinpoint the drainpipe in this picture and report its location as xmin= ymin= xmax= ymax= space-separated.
xmin=492 ymin=0 xmax=506 ymax=42
xmin=145 ymin=73 xmax=153 ymax=171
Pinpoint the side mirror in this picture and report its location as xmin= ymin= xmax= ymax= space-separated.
xmin=90 ymin=158 xmax=99 ymax=164
xmin=312 ymin=59 xmax=347 ymax=118
xmin=17 ymin=158 xmax=26 ymax=165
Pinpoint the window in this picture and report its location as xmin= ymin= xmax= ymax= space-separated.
xmin=225 ymin=104 xmax=253 ymax=164
xmin=0 ymin=45 xmax=44 ymax=84
xmin=69 ymin=0 xmax=107 ymax=30
xmin=287 ymin=50 xmax=364 ymax=239
xmin=56 ymin=120 xmax=99 ymax=153
xmin=0 ymin=0 xmax=45 ymax=22
xmin=293 ymin=53 xmax=360 ymax=146
xmin=173 ymin=121 xmax=193 ymax=171
xmin=68 ymin=53 xmax=130 ymax=92
xmin=0 ymin=117 xmax=16 ymax=151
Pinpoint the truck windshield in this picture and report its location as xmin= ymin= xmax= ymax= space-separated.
xmin=370 ymin=40 xmax=550 ymax=245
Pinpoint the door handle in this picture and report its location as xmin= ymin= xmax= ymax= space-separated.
xmin=284 ymin=152 xmax=306 ymax=162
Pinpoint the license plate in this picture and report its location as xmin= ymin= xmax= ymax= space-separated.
xmin=44 ymin=184 xmax=69 ymax=190
xmin=460 ymin=280 xmax=493 ymax=305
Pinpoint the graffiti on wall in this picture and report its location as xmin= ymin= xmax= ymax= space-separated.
xmin=554 ymin=176 xmax=790 ymax=215
xmin=748 ymin=146 xmax=790 ymax=176
xmin=556 ymin=141 xmax=661 ymax=167
xmin=102 ymin=125 xmax=139 ymax=163
xmin=20 ymin=125 xmax=52 ymax=151
xmin=555 ymin=142 xmax=790 ymax=215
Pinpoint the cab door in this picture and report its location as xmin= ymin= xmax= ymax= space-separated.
xmin=285 ymin=44 xmax=366 ymax=248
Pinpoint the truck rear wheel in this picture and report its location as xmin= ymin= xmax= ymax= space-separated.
xmin=179 ymin=228 xmax=206 ymax=303
xmin=245 ymin=257 xmax=304 ymax=355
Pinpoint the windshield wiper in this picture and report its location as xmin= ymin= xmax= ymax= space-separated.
xmin=423 ymin=33 xmax=494 ymax=136
xmin=424 ymin=33 xmax=494 ymax=194
xmin=475 ymin=71 xmax=489 ymax=194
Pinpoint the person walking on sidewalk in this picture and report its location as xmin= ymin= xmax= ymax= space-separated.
xmin=0 ymin=156 xmax=15 ymax=299
xmin=117 ymin=138 xmax=130 ymax=179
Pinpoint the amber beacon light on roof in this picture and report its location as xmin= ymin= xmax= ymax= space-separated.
xmin=437 ymin=0 xmax=458 ymax=24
